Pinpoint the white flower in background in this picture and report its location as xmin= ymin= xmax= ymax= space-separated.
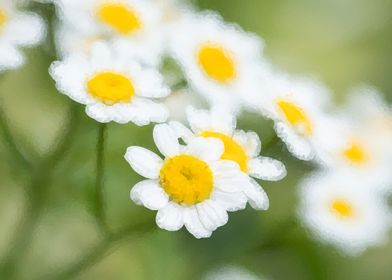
xmin=170 ymin=107 xmax=287 ymax=210
xmin=50 ymin=42 xmax=170 ymax=125
xmin=203 ymin=265 xmax=264 ymax=280
xmin=124 ymin=123 xmax=255 ymax=238
xmin=169 ymin=12 xmax=266 ymax=113
xmin=247 ymin=72 xmax=333 ymax=161
xmin=55 ymin=0 xmax=165 ymax=65
xmin=299 ymin=171 xmax=391 ymax=255
xmin=315 ymin=93 xmax=392 ymax=193
xmin=0 ymin=0 xmax=45 ymax=71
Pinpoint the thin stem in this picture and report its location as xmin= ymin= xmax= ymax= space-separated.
xmin=40 ymin=221 xmax=154 ymax=280
xmin=95 ymin=123 xmax=108 ymax=233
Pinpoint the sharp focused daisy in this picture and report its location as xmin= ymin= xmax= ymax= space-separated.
xmin=50 ymin=42 xmax=170 ymax=125
xmin=248 ymin=73 xmax=333 ymax=161
xmin=0 ymin=0 xmax=45 ymax=71
xmin=170 ymin=107 xmax=286 ymax=210
xmin=125 ymin=123 xmax=255 ymax=238
xmin=55 ymin=0 xmax=166 ymax=65
xmin=169 ymin=12 xmax=266 ymax=113
xmin=299 ymin=172 xmax=391 ymax=255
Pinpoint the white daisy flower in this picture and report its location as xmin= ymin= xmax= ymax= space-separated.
xmin=50 ymin=42 xmax=170 ymax=125
xmin=248 ymin=72 xmax=333 ymax=161
xmin=299 ymin=171 xmax=391 ymax=255
xmin=315 ymin=91 xmax=392 ymax=192
xmin=0 ymin=0 xmax=45 ymax=71
xmin=55 ymin=0 xmax=166 ymax=65
xmin=169 ymin=12 xmax=265 ymax=113
xmin=169 ymin=107 xmax=287 ymax=210
xmin=124 ymin=123 xmax=254 ymax=238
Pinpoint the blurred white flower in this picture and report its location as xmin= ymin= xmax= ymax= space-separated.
xmin=169 ymin=12 xmax=266 ymax=113
xmin=0 ymin=0 xmax=45 ymax=71
xmin=170 ymin=106 xmax=287 ymax=210
xmin=50 ymin=42 xmax=170 ymax=125
xmin=55 ymin=0 xmax=166 ymax=65
xmin=299 ymin=171 xmax=391 ymax=255
xmin=124 ymin=123 xmax=254 ymax=238
xmin=203 ymin=265 xmax=263 ymax=280
xmin=248 ymin=72 xmax=333 ymax=161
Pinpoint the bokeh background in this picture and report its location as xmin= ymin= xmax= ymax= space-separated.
xmin=1 ymin=0 xmax=392 ymax=279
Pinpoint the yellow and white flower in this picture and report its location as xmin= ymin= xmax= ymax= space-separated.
xmin=55 ymin=0 xmax=165 ymax=65
xmin=0 ymin=0 xmax=45 ymax=71
xmin=125 ymin=123 xmax=253 ymax=238
xmin=50 ymin=42 xmax=170 ymax=125
xmin=169 ymin=12 xmax=265 ymax=113
xmin=249 ymin=73 xmax=333 ymax=161
xmin=299 ymin=171 xmax=391 ymax=255
xmin=170 ymin=107 xmax=287 ymax=210
xmin=315 ymin=89 xmax=392 ymax=192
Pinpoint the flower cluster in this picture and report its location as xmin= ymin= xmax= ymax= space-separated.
xmin=3 ymin=0 xmax=392 ymax=254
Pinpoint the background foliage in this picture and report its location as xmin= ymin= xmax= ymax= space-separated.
xmin=0 ymin=0 xmax=391 ymax=279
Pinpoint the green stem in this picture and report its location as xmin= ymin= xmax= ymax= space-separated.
xmin=95 ymin=123 xmax=108 ymax=233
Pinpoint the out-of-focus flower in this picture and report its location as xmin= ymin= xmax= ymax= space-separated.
xmin=298 ymin=171 xmax=391 ymax=255
xmin=0 ymin=0 xmax=45 ymax=71
xmin=315 ymin=89 xmax=392 ymax=192
xmin=55 ymin=0 xmax=165 ymax=65
xmin=248 ymin=72 xmax=333 ymax=161
xmin=50 ymin=42 xmax=170 ymax=125
xmin=170 ymin=107 xmax=287 ymax=210
xmin=125 ymin=123 xmax=254 ymax=238
xmin=203 ymin=265 xmax=264 ymax=280
xmin=169 ymin=12 xmax=265 ymax=113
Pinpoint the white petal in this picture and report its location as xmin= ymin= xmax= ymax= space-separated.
xmin=186 ymin=137 xmax=224 ymax=162
xmin=169 ymin=121 xmax=194 ymax=144
xmin=183 ymin=207 xmax=212 ymax=239
xmin=211 ymin=190 xmax=247 ymax=212
xmin=248 ymin=156 xmax=287 ymax=181
xmin=196 ymin=201 xmax=228 ymax=231
xmin=232 ymin=130 xmax=261 ymax=157
xmin=5 ymin=13 xmax=45 ymax=46
xmin=0 ymin=44 xmax=24 ymax=71
xmin=156 ymin=202 xmax=184 ymax=231
xmin=127 ymin=98 xmax=169 ymax=125
xmin=124 ymin=146 xmax=163 ymax=179
xmin=244 ymin=179 xmax=269 ymax=210
xmin=275 ymin=122 xmax=314 ymax=160
xmin=212 ymin=161 xmax=249 ymax=193
xmin=153 ymin=123 xmax=180 ymax=157
xmin=130 ymin=180 xmax=168 ymax=210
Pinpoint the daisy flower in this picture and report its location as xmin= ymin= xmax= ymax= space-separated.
xmin=124 ymin=123 xmax=254 ymax=238
xmin=298 ymin=171 xmax=391 ymax=255
xmin=170 ymin=107 xmax=286 ymax=210
xmin=0 ymin=0 xmax=45 ymax=71
xmin=315 ymin=91 xmax=392 ymax=192
xmin=55 ymin=0 xmax=166 ymax=65
xmin=169 ymin=12 xmax=265 ymax=113
xmin=50 ymin=42 xmax=170 ymax=125
xmin=248 ymin=72 xmax=333 ymax=161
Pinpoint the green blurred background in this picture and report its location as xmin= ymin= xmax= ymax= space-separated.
xmin=0 ymin=0 xmax=392 ymax=279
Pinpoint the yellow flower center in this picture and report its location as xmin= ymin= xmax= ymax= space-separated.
xmin=201 ymin=131 xmax=248 ymax=172
xmin=330 ymin=199 xmax=355 ymax=219
xmin=276 ymin=99 xmax=313 ymax=136
xmin=342 ymin=139 xmax=370 ymax=165
xmin=97 ymin=3 xmax=141 ymax=35
xmin=159 ymin=155 xmax=214 ymax=205
xmin=0 ymin=9 xmax=6 ymax=28
xmin=87 ymin=71 xmax=135 ymax=104
xmin=197 ymin=43 xmax=236 ymax=84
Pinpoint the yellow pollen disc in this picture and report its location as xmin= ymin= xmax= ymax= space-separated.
xmin=97 ymin=3 xmax=141 ymax=34
xmin=197 ymin=43 xmax=236 ymax=83
xmin=201 ymin=131 xmax=248 ymax=172
xmin=330 ymin=199 xmax=354 ymax=218
xmin=276 ymin=99 xmax=313 ymax=136
xmin=0 ymin=9 xmax=6 ymax=27
xmin=342 ymin=139 xmax=370 ymax=164
xmin=159 ymin=155 xmax=214 ymax=205
xmin=87 ymin=72 xmax=135 ymax=104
